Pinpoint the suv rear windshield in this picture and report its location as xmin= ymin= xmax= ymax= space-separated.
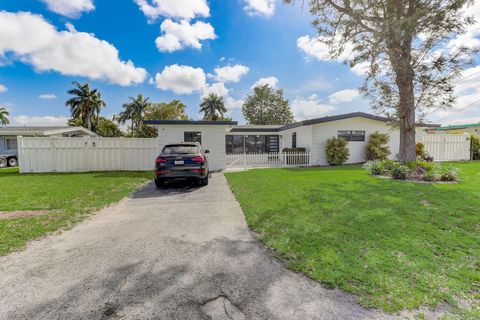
xmin=162 ymin=145 xmax=200 ymax=155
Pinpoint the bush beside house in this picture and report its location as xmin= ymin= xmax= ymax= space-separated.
xmin=471 ymin=135 xmax=480 ymax=160
xmin=325 ymin=137 xmax=349 ymax=165
xmin=365 ymin=131 xmax=391 ymax=160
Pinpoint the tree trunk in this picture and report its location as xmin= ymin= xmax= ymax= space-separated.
xmin=396 ymin=65 xmax=417 ymax=164
xmin=87 ymin=116 xmax=92 ymax=132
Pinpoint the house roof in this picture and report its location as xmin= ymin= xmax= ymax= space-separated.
xmin=433 ymin=123 xmax=480 ymax=131
xmin=143 ymin=120 xmax=238 ymax=126
xmin=229 ymin=112 xmax=440 ymax=132
xmin=0 ymin=126 xmax=98 ymax=136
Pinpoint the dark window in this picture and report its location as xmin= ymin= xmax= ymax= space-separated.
xmin=266 ymin=135 xmax=279 ymax=153
xmin=338 ymin=130 xmax=365 ymax=142
xmin=292 ymin=132 xmax=297 ymax=148
xmin=5 ymin=138 xmax=17 ymax=151
xmin=226 ymin=135 xmax=279 ymax=154
xmin=184 ymin=131 xmax=202 ymax=144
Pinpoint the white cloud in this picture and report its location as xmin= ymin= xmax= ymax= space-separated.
xmin=291 ymin=94 xmax=336 ymax=121
xmin=210 ymin=65 xmax=249 ymax=83
xmin=0 ymin=12 xmax=147 ymax=86
xmin=41 ymin=0 xmax=94 ymax=18
xmin=0 ymin=84 xmax=6 ymax=93
xmin=297 ymin=35 xmax=368 ymax=76
xmin=225 ymin=96 xmax=244 ymax=110
xmin=10 ymin=115 xmax=69 ymax=126
xmin=446 ymin=1 xmax=480 ymax=52
xmin=244 ymin=0 xmax=276 ymax=17
xmin=329 ymin=89 xmax=360 ymax=104
xmin=134 ymin=0 xmax=210 ymax=21
xmin=154 ymin=64 xmax=206 ymax=94
xmin=251 ymin=76 xmax=278 ymax=89
xmin=38 ymin=94 xmax=57 ymax=99
xmin=155 ymin=19 xmax=216 ymax=52
xmin=201 ymin=82 xmax=229 ymax=98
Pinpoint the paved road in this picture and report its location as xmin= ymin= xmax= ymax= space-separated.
xmin=0 ymin=173 xmax=393 ymax=320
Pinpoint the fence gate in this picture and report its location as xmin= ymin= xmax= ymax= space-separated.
xmin=418 ymin=133 xmax=470 ymax=161
xmin=18 ymin=137 xmax=161 ymax=173
xmin=225 ymin=152 xmax=311 ymax=171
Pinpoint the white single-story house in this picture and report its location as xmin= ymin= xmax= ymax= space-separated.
xmin=0 ymin=126 xmax=98 ymax=159
xmin=144 ymin=112 xmax=440 ymax=171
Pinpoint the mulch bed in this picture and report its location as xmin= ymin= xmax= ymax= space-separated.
xmin=0 ymin=211 xmax=50 ymax=220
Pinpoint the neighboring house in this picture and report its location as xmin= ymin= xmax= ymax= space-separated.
xmin=145 ymin=112 xmax=439 ymax=170
xmin=0 ymin=126 xmax=98 ymax=165
xmin=430 ymin=122 xmax=480 ymax=136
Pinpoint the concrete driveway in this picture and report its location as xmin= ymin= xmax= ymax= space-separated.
xmin=0 ymin=173 xmax=392 ymax=320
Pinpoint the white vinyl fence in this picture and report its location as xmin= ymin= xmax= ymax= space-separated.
xmin=18 ymin=137 xmax=161 ymax=173
xmin=418 ymin=133 xmax=470 ymax=161
xmin=226 ymin=152 xmax=311 ymax=171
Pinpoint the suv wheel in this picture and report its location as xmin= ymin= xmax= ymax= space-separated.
xmin=154 ymin=178 xmax=165 ymax=189
xmin=0 ymin=157 xmax=6 ymax=168
xmin=200 ymin=176 xmax=209 ymax=186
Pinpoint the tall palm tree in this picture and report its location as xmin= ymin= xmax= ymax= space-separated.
xmin=0 ymin=107 xmax=9 ymax=127
xmin=66 ymin=81 xmax=105 ymax=131
xmin=116 ymin=94 xmax=150 ymax=137
xmin=200 ymin=93 xmax=227 ymax=121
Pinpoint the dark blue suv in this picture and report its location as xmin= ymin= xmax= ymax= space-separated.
xmin=154 ymin=142 xmax=209 ymax=188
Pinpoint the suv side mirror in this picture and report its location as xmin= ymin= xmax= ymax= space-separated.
xmin=205 ymin=149 xmax=210 ymax=154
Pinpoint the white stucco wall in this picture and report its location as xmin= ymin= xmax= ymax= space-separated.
xmin=288 ymin=117 xmax=401 ymax=166
xmin=152 ymin=124 xmax=230 ymax=171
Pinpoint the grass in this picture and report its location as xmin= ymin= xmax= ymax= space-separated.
xmin=0 ymin=168 xmax=152 ymax=255
xmin=226 ymin=162 xmax=480 ymax=314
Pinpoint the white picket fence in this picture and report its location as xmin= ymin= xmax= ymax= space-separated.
xmin=417 ymin=133 xmax=470 ymax=161
xmin=225 ymin=152 xmax=311 ymax=171
xmin=18 ymin=137 xmax=161 ymax=173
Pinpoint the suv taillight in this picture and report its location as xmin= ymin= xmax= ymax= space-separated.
xmin=191 ymin=156 xmax=205 ymax=163
xmin=155 ymin=157 xmax=167 ymax=163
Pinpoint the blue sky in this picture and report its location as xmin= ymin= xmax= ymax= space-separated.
xmin=0 ymin=0 xmax=479 ymax=126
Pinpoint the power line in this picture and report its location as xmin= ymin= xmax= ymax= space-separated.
xmin=435 ymin=98 xmax=480 ymax=123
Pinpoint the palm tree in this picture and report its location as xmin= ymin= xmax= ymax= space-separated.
xmin=116 ymin=94 xmax=150 ymax=137
xmin=66 ymin=81 xmax=105 ymax=131
xmin=200 ymin=93 xmax=227 ymax=121
xmin=0 ymin=107 xmax=9 ymax=127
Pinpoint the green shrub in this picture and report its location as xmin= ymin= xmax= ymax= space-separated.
xmin=325 ymin=137 xmax=350 ymax=165
xmin=383 ymin=160 xmax=397 ymax=172
xmin=440 ymin=167 xmax=459 ymax=182
xmin=416 ymin=160 xmax=436 ymax=172
xmin=390 ymin=165 xmax=411 ymax=180
xmin=366 ymin=132 xmax=391 ymax=160
xmin=471 ymin=135 xmax=480 ymax=160
xmin=364 ymin=160 xmax=385 ymax=175
xmin=423 ymin=170 xmax=441 ymax=182
xmin=416 ymin=142 xmax=434 ymax=162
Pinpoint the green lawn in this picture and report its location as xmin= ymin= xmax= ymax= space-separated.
xmin=226 ymin=162 xmax=480 ymax=315
xmin=0 ymin=168 xmax=151 ymax=255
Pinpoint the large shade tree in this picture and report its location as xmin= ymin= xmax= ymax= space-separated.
xmin=200 ymin=93 xmax=227 ymax=121
xmin=66 ymin=82 xmax=106 ymax=132
xmin=242 ymin=85 xmax=294 ymax=125
xmin=284 ymin=0 xmax=477 ymax=162
xmin=0 ymin=106 xmax=9 ymax=126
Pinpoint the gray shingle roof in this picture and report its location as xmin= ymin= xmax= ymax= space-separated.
xmin=0 ymin=126 xmax=70 ymax=133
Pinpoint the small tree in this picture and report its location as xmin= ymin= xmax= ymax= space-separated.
xmin=242 ymin=85 xmax=294 ymax=125
xmin=325 ymin=137 xmax=349 ymax=165
xmin=471 ymin=135 xmax=480 ymax=160
xmin=366 ymin=132 xmax=391 ymax=160
xmin=200 ymin=94 xmax=227 ymax=121
xmin=0 ymin=106 xmax=10 ymax=126
xmin=95 ymin=118 xmax=123 ymax=137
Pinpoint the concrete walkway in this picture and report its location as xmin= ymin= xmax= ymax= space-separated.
xmin=0 ymin=173 xmax=393 ymax=319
